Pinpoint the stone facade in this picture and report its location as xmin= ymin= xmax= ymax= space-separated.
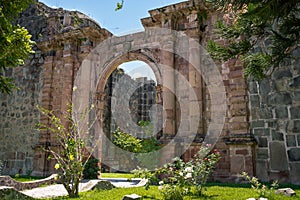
xmin=249 ymin=46 xmax=300 ymax=184
xmin=0 ymin=0 xmax=298 ymax=184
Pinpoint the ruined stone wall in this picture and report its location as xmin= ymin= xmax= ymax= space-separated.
xmin=141 ymin=0 xmax=255 ymax=181
xmin=0 ymin=3 xmax=47 ymax=175
xmin=0 ymin=1 xmax=111 ymax=176
xmin=249 ymin=47 xmax=300 ymax=184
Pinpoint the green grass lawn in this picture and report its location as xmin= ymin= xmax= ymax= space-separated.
xmin=49 ymin=183 xmax=300 ymax=200
xmin=100 ymin=172 xmax=135 ymax=179
xmin=11 ymin=175 xmax=45 ymax=182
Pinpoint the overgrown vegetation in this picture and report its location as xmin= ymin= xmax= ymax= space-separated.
xmin=112 ymin=121 xmax=161 ymax=169
xmin=207 ymin=0 xmax=300 ymax=80
xmin=133 ymin=144 xmax=221 ymax=200
xmin=0 ymin=0 xmax=35 ymax=93
xmin=37 ymin=102 xmax=97 ymax=198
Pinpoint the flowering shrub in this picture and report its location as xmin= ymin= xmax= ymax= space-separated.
xmin=242 ymin=172 xmax=278 ymax=198
xmin=37 ymin=103 xmax=97 ymax=198
xmin=133 ymin=144 xmax=221 ymax=199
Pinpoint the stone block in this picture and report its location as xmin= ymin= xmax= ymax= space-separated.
xmin=254 ymin=128 xmax=270 ymax=136
xmin=230 ymin=156 xmax=244 ymax=174
xmin=287 ymin=148 xmax=300 ymax=161
xmin=272 ymin=131 xmax=284 ymax=141
xmin=270 ymin=141 xmax=288 ymax=171
xmin=258 ymin=137 xmax=268 ymax=147
xmin=289 ymin=76 xmax=300 ymax=88
xmin=289 ymin=163 xmax=300 ymax=184
xmin=122 ymin=194 xmax=142 ymax=200
xmin=250 ymin=95 xmax=259 ymax=107
xmin=297 ymin=134 xmax=300 ymax=146
xmin=286 ymin=135 xmax=296 ymax=147
xmin=259 ymin=79 xmax=271 ymax=95
xmin=257 ymin=148 xmax=269 ymax=159
xmin=268 ymin=92 xmax=292 ymax=105
xmin=272 ymin=69 xmax=292 ymax=79
xmin=256 ymin=160 xmax=268 ymax=182
xmin=290 ymin=106 xmax=300 ymax=119
xmin=275 ymin=106 xmax=288 ymax=118
xmin=294 ymin=91 xmax=300 ymax=101
xmin=250 ymin=120 xmax=265 ymax=128
xmin=275 ymin=188 xmax=296 ymax=197
xmin=248 ymin=81 xmax=258 ymax=94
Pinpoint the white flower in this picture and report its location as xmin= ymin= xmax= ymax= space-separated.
xmin=72 ymin=86 xmax=78 ymax=91
xmin=179 ymin=172 xmax=183 ymax=176
xmin=158 ymin=186 xmax=163 ymax=190
xmin=185 ymin=167 xmax=193 ymax=172
xmin=185 ymin=172 xmax=192 ymax=179
xmin=159 ymin=181 xmax=164 ymax=185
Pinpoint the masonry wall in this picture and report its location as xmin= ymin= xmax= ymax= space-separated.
xmin=249 ymin=46 xmax=300 ymax=184
xmin=0 ymin=3 xmax=46 ymax=175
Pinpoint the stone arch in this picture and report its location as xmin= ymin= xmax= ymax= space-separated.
xmin=95 ymin=50 xmax=162 ymax=94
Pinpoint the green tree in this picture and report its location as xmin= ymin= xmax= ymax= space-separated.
xmin=207 ymin=0 xmax=299 ymax=80
xmin=0 ymin=0 xmax=35 ymax=94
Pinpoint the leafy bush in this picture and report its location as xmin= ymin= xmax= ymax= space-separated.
xmin=242 ymin=172 xmax=278 ymax=198
xmin=133 ymin=144 xmax=221 ymax=199
xmin=83 ymin=158 xmax=100 ymax=179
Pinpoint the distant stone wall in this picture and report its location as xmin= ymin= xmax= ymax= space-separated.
xmin=0 ymin=3 xmax=47 ymax=175
xmin=249 ymin=46 xmax=300 ymax=184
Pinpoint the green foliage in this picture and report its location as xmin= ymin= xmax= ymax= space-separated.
xmin=207 ymin=0 xmax=300 ymax=80
xmin=115 ymin=0 xmax=124 ymax=11
xmin=242 ymin=172 xmax=279 ymax=198
xmin=0 ymin=160 xmax=3 ymax=175
xmin=37 ymin=103 xmax=96 ymax=198
xmin=83 ymin=158 xmax=100 ymax=179
xmin=112 ymin=121 xmax=161 ymax=169
xmin=133 ymin=144 xmax=221 ymax=199
xmin=0 ymin=0 xmax=35 ymax=94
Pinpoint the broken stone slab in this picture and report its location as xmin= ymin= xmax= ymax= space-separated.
xmin=275 ymin=188 xmax=296 ymax=197
xmin=122 ymin=193 xmax=142 ymax=200
xmin=0 ymin=186 xmax=33 ymax=200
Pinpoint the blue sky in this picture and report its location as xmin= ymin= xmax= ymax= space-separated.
xmin=39 ymin=0 xmax=184 ymax=36
xmin=39 ymin=0 xmax=185 ymax=81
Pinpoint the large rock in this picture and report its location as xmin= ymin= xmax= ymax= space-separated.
xmin=275 ymin=188 xmax=296 ymax=197
xmin=0 ymin=186 xmax=33 ymax=200
xmin=122 ymin=193 xmax=142 ymax=200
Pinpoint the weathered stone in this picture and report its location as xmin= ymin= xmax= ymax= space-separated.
xmin=290 ymin=106 xmax=300 ymax=119
xmin=275 ymin=188 xmax=296 ymax=197
xmin=272 ymin=69 xmax=292 ymax=79
xmin=297 ymin=134 xmax=300 ymax=146
xmin=122 ymin=194 xmax=142 ymax=200
xmin=254 ymin=128 xmax=270 ymax=136
xmin=92 ymin=180 xmax=115 ymax=191
xmin=290 ymin=163 xmax=300 ymax=184
xmin=258 ymin=137 xmax=268 ymax=147
xmin=286 ymin=135 xmax=296 ymax=147
xmin=259 ymin=79 xmax=271 ymax=95
xmin=287 ymin=148 xmax=300 ymax=161
xmin=268 ymin=92 xmax=292 ymax=105
xmin=257 ymin=148 xmax=269 ymax=159
xmin=250 ymin=95 xmax=260 ymax=107
xmin=270 ymin=142 xmax=288 ymax=171
xmin=272 ymin=131 xmax=284 ymax=141
xmin=289 ymin=76 xmax=300 ymax=88
xmin=248 ymin=81 xmax=258 ymax=94
xmin=275 ymin=106 xmax=288 ymax=118
xmin=256 ymin=160 xmax=268 ymax=181
xmin=0 ymin=186 xmax=33 ymax=200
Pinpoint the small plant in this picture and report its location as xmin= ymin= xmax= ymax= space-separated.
xmin=83 ymin=158 xmax=100 ymax=179
xmin=0 ymin=160 xmax=3 ymax=175
xmin=37 ymin=101 xmax=97 ymax=198
xmin=242 ymin=172 xmax=278 ymax=198
xmin=133 ymin=144 xmax=221 ymax=199
xmin=112 ymin=122 xmax=161 ymax=168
